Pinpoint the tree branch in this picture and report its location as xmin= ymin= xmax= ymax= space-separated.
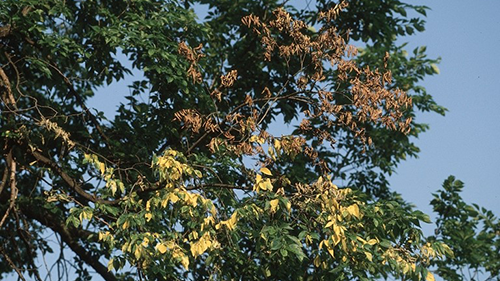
xmin=46 ymin=62 xmax=112 ymax=146
xmin=20 ymin=204 xmax=118 ymax=281
xmin=0 ymin=163 xmax=8 ymax=196
xmin=0 ymin=66 xmax=18 ymax=110
xmin=0 ymin=149 xmax=18 ymax=229
xmin=28 ymin=147 xmax=119 ymax=205
xmin=0 ymin=244 xmax=26 ymax=281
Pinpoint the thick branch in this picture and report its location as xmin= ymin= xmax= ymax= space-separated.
xmin=20 ymin=204 xmax=117 ymax=281
xmin=0 ymin=149 xmax=18 ymax=229
xmin=0 ymin=164 xmax=8 ymax=196
xmin=0 ymin=67 xmax=18 ymax=110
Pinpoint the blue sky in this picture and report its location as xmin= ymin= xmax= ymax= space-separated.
xmin=87 ymin=0 xmax=500 ymax=226
xmin=388 ymin=0 xmax=500 ymax=219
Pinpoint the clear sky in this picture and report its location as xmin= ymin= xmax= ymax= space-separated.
xmin=388 ymin=0 xmax=500 ymax=220
xmin=87 ymin=0 xmax=500 ymax=228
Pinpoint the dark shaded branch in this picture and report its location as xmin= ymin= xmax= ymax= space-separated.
xmin=20 ymin=205 xmax=117 ymax=281
xmin=186 ymin=131 xmax=210 ymax=155
xmin=0 ymin=244 xmax=27 ymax=281
xmin=14 ymin=211 xmax=43 ymax=281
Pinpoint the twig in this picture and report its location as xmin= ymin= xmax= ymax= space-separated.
xmin=0 ymin=244 xmax=27 ymax=281
xmin=46 ymin=62 xmax=112 ymax=146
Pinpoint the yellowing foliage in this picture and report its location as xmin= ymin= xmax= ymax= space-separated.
xmin=190 ymin=232 xmax=213 ymax=258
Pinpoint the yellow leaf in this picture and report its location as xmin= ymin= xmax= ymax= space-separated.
xmin=134 ymin=246 xmax=142 ymax=260
xmin=313 ymin=255 xmax=321 ymax=267
xmin=347 ymin=204 xmax=361 ymax=219
xmin=107 ymin=258 xmax=114 ymax=272
xmin=326 ymin=245 xmax=334 ymax=257
xmin=365 ymin=252 xmax=373 ymax=262
xmin=157 ymin=243 xmax=168 ymax=254
xmin=269 ymin=199 xmax=279 ymax=214
xmin=225 ymin=212 xmax=238 ymax=231
xmin=134 ymin=245 xmax=142 ymax=260
xmin=274 ymin=139 xmax=281 ymax=151
xmin=179 ymin=254 xmax=189 ymax=269
xmin=253 ymin=174 xmax=263 ymax=192
xmin=183 ymin=191 xmax=198 ymax=207
xmin=190 ymin=233 xmax=212 ymax=257
xmin=259 ymin=179 xmax=273 ymax=191
xmin=268 ymin=147 xmax=276 ymax=160
xmin=260 ymin=167 xmax=272 ymax=176
xmin=121 ymin=242 xmax=128 ymax=253
xmin=109 ymin=181 xmax=117 ymax=196
xmin=367 ymin=239 xmax=378 ymax=245
xmin=194 ymin=170 xmax=202 ymax=178
xmin=325 ymin=220 xmax=335 ymax=229
xmin=426 ymin=272 xmax=435 ymax=281
xmin=403 ymin=263 xmax=410 ymax=275
xmin=255 ymin=174 xmax=262 ymax=183
xmin=145 ymin=212 xmax=153 ymax=222
xmin=99 ymin=162 xmax=105 ymax=175
xmin=122 ymin=220 xmax=129 ymax=230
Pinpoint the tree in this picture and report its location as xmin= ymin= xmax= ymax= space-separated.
xmin=429 ymin=176 xmax=500 ymax=281
xmin=0 ymin=0 xmax=494 ymax=280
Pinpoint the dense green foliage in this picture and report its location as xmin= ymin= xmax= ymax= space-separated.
xmin=0 ymin=0 xmax=498 ymax=280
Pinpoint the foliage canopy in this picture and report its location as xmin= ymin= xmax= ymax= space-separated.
xmin=0 ymin=0 xmax=498 ymax=280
